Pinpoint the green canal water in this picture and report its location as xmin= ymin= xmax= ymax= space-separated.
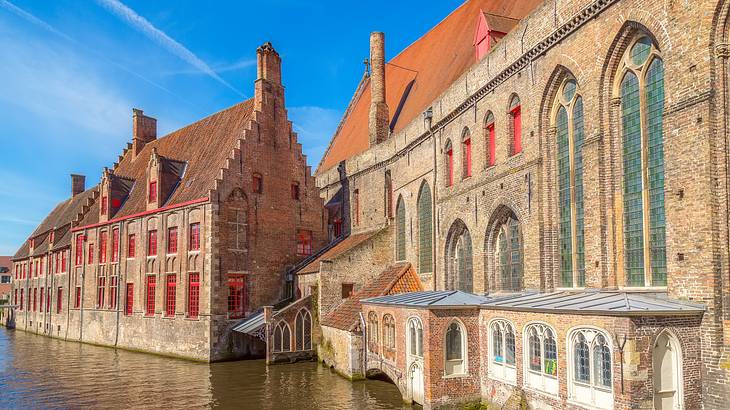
xmin=0 ymin=327 xmax=415 ymax=409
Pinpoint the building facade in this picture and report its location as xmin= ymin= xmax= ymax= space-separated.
xmin=7 ymin=43 xmax=326 ymax=362
xmin=301 ymin=0 xmax=730 ymax=408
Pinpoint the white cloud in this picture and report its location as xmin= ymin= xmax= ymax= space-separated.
xmin=164 ymin=58 xmax=257 ymax=76
xmin=287 ymin=106 xmax=342 ymax=167
xmin=96 ymin=0 xmax=244 ymax=97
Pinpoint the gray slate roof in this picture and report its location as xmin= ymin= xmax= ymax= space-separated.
xmin=362 ymin=290 xmax=489 ymax=308
xmin=481 ymin=291 xmax=705 ymax=316
xmin=232 ymin=310 xmax=267 ymax=334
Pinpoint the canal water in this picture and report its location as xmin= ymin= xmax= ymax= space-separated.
xmin=0 ymin=328 xmax=414 ymax=409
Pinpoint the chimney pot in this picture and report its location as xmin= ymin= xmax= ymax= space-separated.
xmin=132 ymin=108 xmax=157 ymax=158
xmin=71 ymin=174 xmax=85 ymax=197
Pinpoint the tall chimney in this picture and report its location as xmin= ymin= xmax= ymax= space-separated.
xmin=71 ymin=174 xmax=85 ymax=197
xmin=132 ymin=108 xmax=157 ymax=158
xmin=256 ymin=42 xmax=282 ymax=85
xmin=368 ymin=32 xmax=389 ymax=146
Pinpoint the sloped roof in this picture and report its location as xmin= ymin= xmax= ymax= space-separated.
xmin=317 ymin=0 xmax=542 ymax=172
xmin=321 ymin=262 xmax=423 ymax=331
xmin=0 ymin=256 xmax=10 ymax=270
xmin=482 ymin=12 xmax=519 ymax=34
xmin=77 ymin=99 xmax=255 ymax=224
xmin=363 ymin=290 xmax=489 ymax=308
xmin=481 ymin=291 xmax=706 ymax=316
xmin=296 ymin=229 xmax=385 ymax=274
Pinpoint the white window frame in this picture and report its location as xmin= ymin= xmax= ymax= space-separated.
xmin=407 ymin=316 xmax=424 ymax=360
xmin=443 ymin=319 xmax=468 ymax=377
xmin=523 ymin=322 xmax=559 ymax=396
xmin=489 ymin=318 xmax=517 ymax=384
xmin=567 ymin=327 xmax=614 ymax=409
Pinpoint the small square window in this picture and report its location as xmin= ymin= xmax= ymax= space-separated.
xmin=148 ymin=181 xmax=158 ymax=203
xmin=341 ymin=283 xmax=354 ymax=299
xmin=252 ymin=174 xmax=263 ymax=194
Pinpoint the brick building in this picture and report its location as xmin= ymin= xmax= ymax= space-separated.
xmin=7 ymin=42 xmax=326 ymax=362
xmin=298 ymin=0 xmax=730 ymax=408
xmin=0 ymin=256 xmax=11 ymax=303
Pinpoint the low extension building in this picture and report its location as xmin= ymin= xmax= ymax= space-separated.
xmin=8 ymin=42 xmax=326 ymax=362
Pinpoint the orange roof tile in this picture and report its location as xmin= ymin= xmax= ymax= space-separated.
xmin=318 ymin=0 xmax=542 ymax=172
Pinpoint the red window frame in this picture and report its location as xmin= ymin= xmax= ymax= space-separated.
xmin=125 ymin=283 xmax=134 ymax=316
xmin=487 ymin=122 xmax=496 ymax=166
xmin=57 ymin=287 xmax=63 ymax=313
xmin=447 ymin=147 xmax=454 ymax=186
xmin=147 ymin=230 xmax=157 ymax=256
xmin=97 ymin=276 xmax=105 ymax=308
xmin=145 ymin=275 xmax=156 ymax=316
xmin=189 ymin=223 xmax=200 ymax=251
xmin=127 ymin=234 xmax=135 ymax=258
xmin=88 ymin=243 xmax=94 ymax=264
xmin=111 ymin=227 xmax=120 ymax=262
xmin=167 ymin=227 xmax=178 ymax=254
xmin=39 ymin=287 xmax=44 ymax=312
xmin=75 ymin=286 xmax=81 ymax=308
xmin=148 ymin=181 xmax=157 ymax=203
xmin=14 ymin=289 xmax=17 ymax=306
xmin=188 ymin=273 xmax=200 ymax=319
xmin=33 ymin=287 xmax=37 ymax=312
xmin=99 ymin=231 xmax=108 ymax=264
xmin=20 ymin=289 xmax=24 ymax=311
xmin=101 ymin=195 xmax=108 ymax=215
xmin=297 ymin=230 xmax=313 ymax=256
xmin=109 ymin=276 xmax=118 ymax=309
xmin=227 ymin=274 xmax=246 ymax=319
xmin=46 ymin=287 xmax=51 ymax=313
xmin=463 ymin=137 xmax=472 ymax=178
xmin=165 ymin=274 xmax=176 ymax=317
xmin=291 ymin=182 xmax=300 ymax=200
xmin=75 ymin=235 xmax=84 ymax=265
xmin=333 ymin=219 xmax=343 ymax=238
xmin=61 ymin=250 xmax=67 ymax=272
xmin=511 ymin=105 xmax=522 ymax=155
xmin=252 ymin=174 xmax=263 ymax=194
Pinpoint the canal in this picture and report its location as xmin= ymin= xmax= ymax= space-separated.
xmin=0 ymin=328 xmax=414 ymax=409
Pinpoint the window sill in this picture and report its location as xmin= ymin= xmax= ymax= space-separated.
xmin=188 ymin=250 xmax=201 ymax=254
xmin=618 ymin=286 xmax=667 ymax=292
xmin=184 ymin=316 xmax=200 ymax=321
xmin=162 ymin=315 xmax=176 ymax=320
xmin=566 ymin=399 xmax=612 ymax=410
xmin=442 ymin=373 xmax=469 ymax=379
xmin=523 ymin=384 xmax=560 ymax=400
xmin=147 ymin=255 xmax=157 ymax=259
xmin=143 ymin=314 xmax=156 ymax=318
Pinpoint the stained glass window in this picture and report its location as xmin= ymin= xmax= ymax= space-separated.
xmin=418 ymin=183 xmax=433 ymax=274
xmin=524 ymin=323 xmax=559 ymax=393
xmin=646 ymin=59 xmax=667 ymax=286
xmin=496 ymin=214 xmax=522 ymax=291
xmin=574 ymin=333 xmax=590 ymax=383
xmin=593 ymin=335 xmax=612 ymax=387
xmin=529 ymin=329 xmax=542 ymax=371
xmin=544 ymin=329 xmax=558 ymax=376
xmin=493 ymin=326 xmax=504 ymax=363
xmin=396 ymin=197 xmax=406 ymax=261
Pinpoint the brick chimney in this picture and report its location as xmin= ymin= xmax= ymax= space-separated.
xmin=71 ymin=174 xmax=85 ymax=197
xmin=369 ymin=32 xmax=389 ymax=146
xmin=132 ymin=108 xmax=157 ymax=158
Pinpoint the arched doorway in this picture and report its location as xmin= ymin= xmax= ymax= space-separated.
xmin=653 ymin=331 xmax=682 ymax=410
xmin=409 ymin=361 xmax=424 ymax=405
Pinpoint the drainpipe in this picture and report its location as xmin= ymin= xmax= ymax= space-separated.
xmin=359 ymin=311 xmax=368 ymax=376
xmin=114 ymin=220 xmax=125 ymax=347
xmin=79 ymin=230 xmax=87 ymax=342
xmin=64 ymin=244 xmax=73 ymax=340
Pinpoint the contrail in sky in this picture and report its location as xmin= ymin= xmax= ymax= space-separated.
xmin=96 ymin=0 xmax=244 ymax=97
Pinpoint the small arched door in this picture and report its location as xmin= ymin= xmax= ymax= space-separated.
xmin=409 ymin=362 xmax=424 ymax=405
xmin=653 ymin=332 xmax=682 ymax=410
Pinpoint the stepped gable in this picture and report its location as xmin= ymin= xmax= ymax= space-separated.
xmin=77 ymin=99 xmax=255 ymax=225
xmin=317 ymin=0 xmax=542 ymax=172
xmin=321 ymin=262 xmax=422 ymax=331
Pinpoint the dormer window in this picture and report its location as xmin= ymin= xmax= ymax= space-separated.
xmin=148 ymin=181 xmax=158 ymax=203
xmin=252 ymin=173 xmax=263 ymax=194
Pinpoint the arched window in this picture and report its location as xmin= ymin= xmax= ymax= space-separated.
xmin=509 ymin=95 xmax=522 ymax=155
xmin=383 ymin=314 xmax=396 ymax=351
xmin=555 ymin=78 xmax=586 ymax=288
xmin=408 ymin=317 xmax=423 ymax=358
xmin=273 ymin=321 xmax=291 ymax=353
xmin=445 ymin=220 xmax=473 ymax=292
xmin=444 ymin=321 xmax=466 ymax=375
xmin=368 ymin=311 xmax=379 ymax=353
xmin=494 ymin=213 xmax=523 ymax=292
xmin=384 ymin=170 xmax=393 ymax=219
xmin=619 ymin=35 xmax=666 ymax=287
xmin=295 ymin=309 xmax=312 ymax=351
xmin=524 ymin=323 xmax=559 ymax=394
xmin=489 ymin=319 xmax=516 ymax=384
xmin=445 ymin=140 xmax=454 ymax=186
xmin=485 ymin=111 xmax=496 ymax=167
xmin=569 ymin=328 xmax=613 ymax=408
xmin=417 ymin=182 xmax=433 ymax=274
xmin=395 ymin=196 xmax=406 ymax=261
xmin=462 ymin=128 xmax=472 ymax=178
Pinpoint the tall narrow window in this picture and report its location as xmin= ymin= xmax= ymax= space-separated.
xmin=127 ymin=234 xmax=136 ymax=258
xmin=99 ymin=231 xmax=108 ymax=264
xmin=297 ymin=230 xmax=313 ymax=256
xmin=445 ymin=321 xmax=466 ymax=375
xmin=384 ymin=171 xmax=393 ymax=219
xmin=485 ymin=111 xmax=496 ymax=167
xmin=462 ymin=129 xmax=472 ymax=178
xmin=46 ymin=287 xmax=51 ymax=313
xmin=57 ymin=287 xmax=63 ymax=313
xmin=446 ymin=221 xmax=472 ymax=292
xmin=189 ymin=223 xmax=200 ymax=251
xmin=167 ymin=227 xmax=178 ymax=254
xmin=490 ymin=320 xmax=516 ymax=383
xmin=148 ymin=181 xmax=157 ymax=202
xmin=252 ymin=173 xmax=263 ymax=194
xmin=291 ymin=182 xmax=300 ymax=200
xmin=295 ymin=309 xmax=312 ymax=350
xmin=417 ymin=182 xmax=433 ymax=274
xmin=97 ymin=276 xmax=105 ymax=308
xmin=273 ymin=321 xmax=292 ymax=353
xmin=408 ymin=318 xmax=423 ymax=358
xmin=101 ymin=196 xmax=108 ymax=215
xmin=395 ymin=196 xmax=406 ymax=261
xmin=510 ymin=95 xmax=522 ymax=155
xmin=147 ymin=230 xmax=157 ymax=256
xmin=495 ymin=213 xmax=523 ymax=292
xmin=445 ymin=140 xmax=454 ymax=186
xmin=188 ymin=273 xmax=200 ymax=318
xmin=353 ymin=189 xmax=360 ymax=226
xmin=75 ymin=235 xmax=84 ymax=266
xmin=383 ymin=314 xmax=396 ymax=351
xmin=61 ymin=250 xmax=67 ymax=272
xmin=39 ymin=287 xmax=44 ymax=312
xmin=620 ymin=36 xmax=666 ymax=287
xmin=74 ymin=286 xmax=80 ymax=308
xmin=111 ymin=228 xmax=120 ymax=262
xmin=145 ymin=275 xmax=156 ymax=315
xmin=165 ymin=274 xmax=176 ymax=317
xmin=227 ymin=274 xmax=246 ymax=319
xmin=368 ymin=312 xmax=379 ymax=353
xmin=524 ymin=324 xmax=559 ymax=394
xmin=555 ymin=78 xmax=586 ymax=288
xmin=125 ymin=283 xmax=134 ymax=315
xmin=109 ymin=276 xmax=118 ymax=309
xmin=88 ymin=243 xmax=94 ymax=265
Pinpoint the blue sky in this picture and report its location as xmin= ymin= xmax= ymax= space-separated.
xmin=0 ymin=0 xmax=464 ymax=255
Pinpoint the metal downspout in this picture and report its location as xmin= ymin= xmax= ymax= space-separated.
xmin=79 ymin=230 xmax=87 ymax=342
xmin=359 ymin=312 xmax=367 ymax=376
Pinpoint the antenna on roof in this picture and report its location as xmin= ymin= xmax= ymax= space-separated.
xmin=363 ymin=58 xmax=370 ymax=76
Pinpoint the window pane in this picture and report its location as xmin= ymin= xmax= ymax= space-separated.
xmin=529 ymin=330 xmax=542 ymax=371
xmin=594 ymin=335 xmax=612 ymax=388
xmin=493 ymin=326 xmax=504 ymax=363
xmin=646 ymin=59 xmax=667 ymax=286
xmin=630 ymin=37 xmax=652 ymax=66
xmin=573 ymin=97 xmax=586 ymax=287
xmin=557 ymin=105 xmax=573 ymax=287
xmin=574 ymin=334 xmax=590 ymax=383
xmin=621 ymin=71 xmax=645 ymax=286
xmin=396 ymin=198 xmax=406 ymax=260
xmin=446 ymin=323 xmax=462 ymax=361
xmin=418 ymin=184 xmax=433 ymax=274
xmin=505 ymin=327 xmax=516 ymax=365
xmin=410 ymin=323 xmax=417 ymax=355
xmin=456 ymin=233 xmax=473 ymax=293
xmin=509 ymin=218 xmax=522 ymax=291
xmin=499 ymin=229 xmax=509 ymax=290
xmin=544 ymin=330 xmax=558 ymax=376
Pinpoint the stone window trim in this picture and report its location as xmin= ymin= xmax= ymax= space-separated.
xmin=508 ymin=94 xmax=522 ymax=156
xmin=444 ymin=139 xmax=454 ymax=187
xmin=295 ymin=308 xmax=312 ymax=351
xmin=484 ymin=110 xmax=496 ymax=168
xmin=383 ymin=314 xmax=397 ymax=362
xmin=407 ymin=316 xmax=424 ymax=359
xmin=488 ymin=318 xmax=517 ymax=385
xmin=416 ymin=181 xmax=433 ymax=275
xmin=461 ymin=127 xmax=472 ymax=179
xmin=395 ymin=195 xmax=407 ymax=262
xmin=522 ymin=322 xmax=559 ymax=396
xmin=486 ymin=207 xmax=524 ymax=293
xmin=611 ymin=33 xmax=667 ymax=289
xmin=367 ymin=311 xmax=379 ymax=354
xmin=566 ymin=326 xmax=614 ymax=409
xmin=443 ymin=319 xmax=468 ymax=377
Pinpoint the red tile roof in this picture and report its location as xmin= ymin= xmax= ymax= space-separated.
xmin=321 ymin=262 xmax=423 ymax=331
xmin=317 ymin=0 xmax=542 ymax=172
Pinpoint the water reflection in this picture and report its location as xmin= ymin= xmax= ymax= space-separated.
xmin=0 ymin=328 xmax=413 ymax=409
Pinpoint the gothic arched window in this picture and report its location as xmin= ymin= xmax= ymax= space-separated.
xmin=295 ymin=309 xmax=312 ymax=351
xmin=524 ymin=323 xmax=558 ymax=394
xmin=568 ymin=328 xmax=613 ymax=408
xmin=445 ymin=139 xmax=454 ymax=186
xmin=619 ymin=35 xmax=666 ymax=287
xmin=494 ymin=214 xmax=522 ymax=292
xmin=395 ymin=196 xmax=406 ymax=261
xmin=445 ymin=321 xmax=467 ymax=375
xmin=417 ymin=182 xmax=433 ymax=274
xmin=273 ymin=321 xmax=291 ymax=353
xmin=445 ymin=221 xmax=472 ymax=292
xmin=368 ymin=311 xmax=379 ymax=353
xmin=489 ymin=319 xmax=516 ymax=384
xmin=555 ymin=78 xmax=586 ymax=288
xmin=462 ymin=128 xmax=472 ymax=178
xmin=509 ymin=95 xmax=522 ymax=155
xmin=408 ymin=317 xmax=423 ymax=358
xmin=485 ymin=111 xmax=496 ymax=167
